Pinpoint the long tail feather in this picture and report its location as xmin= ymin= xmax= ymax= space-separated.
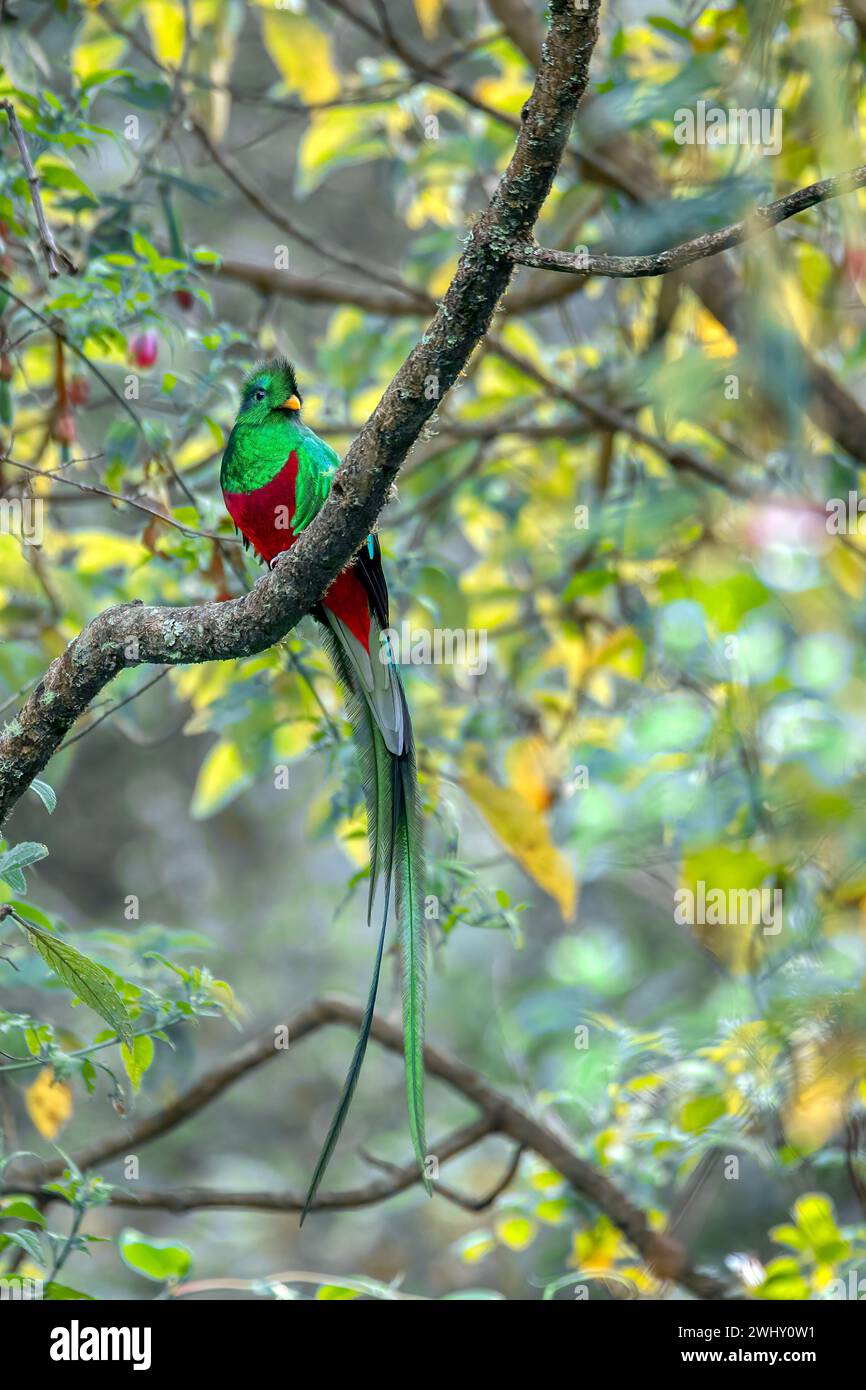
xmin=302 ymin=608 xmax=429 ymax=1214
xmin=318 ymin=619 xmax=392 ymax=922
xmin=299 ymin=906 xmax=388 ymax=1224
xmin=395 ymin=739 xmax=430 ymax=1193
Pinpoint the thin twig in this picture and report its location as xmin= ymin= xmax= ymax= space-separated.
xmin=0 ymin=454 xmax=237 ymax=543
xmin=362 ymin=1134 xmax=525 ymax=1211
xmin=513 ymin=165 xmax=866 ymax=278
xmin=0 ymin=100 xmax=76 ymax=278
xmin=59 ymin=667 xmax=171 ymax=751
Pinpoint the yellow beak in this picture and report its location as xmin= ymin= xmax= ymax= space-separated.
xmin=281 ymin=394 xmax=301 ymax=411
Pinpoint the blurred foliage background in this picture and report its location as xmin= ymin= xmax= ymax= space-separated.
xmin=3 ymin=0 xmax=866 ymax=1301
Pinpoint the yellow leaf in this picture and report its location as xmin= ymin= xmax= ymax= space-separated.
xmin=474 ymin=73 xmax=531 ymax=117
xmin=121 ymin=1035 xmax=154 ymax=1094
xmin=783 ymin=1034 xmax=866 ymax=1153
xmin=336 ymin=806 xmax=370 ymax=869
xmin=191 ymin=740 xmax=253 ymax=819
xmin=535 ymin=1198 xmax=568 ymax=1224
xmin=461 ymin=767 xmax=577 ymax=921
xmin=495 ymin=1214 xmax=536 ymax=1251
xmin=694 ymin=307 xmax=737 ymax=358
xmin=827 ymin=542 xmax=866 ymax=600
xmin=272 ymin=720 xmax=314 ymax=762
xmin=505 ymin=736 xmax=560 ymax=813
xmin=142 ymin=0 xmax=186 ymax=66
xmin=528 ymin=1167 xmax=563 ymax=1192
xmin=428 ymin=254 xmax=457 ymax=299
xmin=203 ymin=0 xmax=243 ymax=142
xmin=413 ymin=0 xmax=443 ymax=40
xmin=26 ymin=1067 xmax=72 ymax=1140
xmin=43 ymin=529 xmax=149 ymax=576
xmin=679 ymin=845 xmax=775 ymax=975
xmin=570 ymin=1215 xmax=622 ymax=1271
xmin=72 ymin=32 xmax=127 ymax=79
xmin=261 ymin=13 xmax=339 ymax=103
xmin=405 ymin=183 xmax=460 ymax=229
xmin=458 ymin=1231 xmax=495 ymax=1264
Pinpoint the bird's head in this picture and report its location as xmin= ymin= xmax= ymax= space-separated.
xmin=236 ymin=357 xmax=303 ymax=424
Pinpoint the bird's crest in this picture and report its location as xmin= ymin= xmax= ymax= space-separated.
xmin=240 ymin=356 xmax=301 ymax=406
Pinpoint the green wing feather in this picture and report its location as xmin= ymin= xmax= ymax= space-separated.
xmin=292 ymin=433 xmax=338 ymax=531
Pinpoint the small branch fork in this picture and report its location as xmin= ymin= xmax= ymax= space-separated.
xmin=511 ymin=164 xmax=866 ymax=278
xmin=0 ymin=99 xmax=76 ymax=278
xmin=2 ymin=996 xmax=732 ymax=1300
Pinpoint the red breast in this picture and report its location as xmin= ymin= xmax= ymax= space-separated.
xmin=223 ymin=452 xmax=299 ymax=565
xmin=223 ymin=450 xmax=372 ymax=651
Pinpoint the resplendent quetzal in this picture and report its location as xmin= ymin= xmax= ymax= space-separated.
xmin=220 ymin=358 xmax=429 ymax=1221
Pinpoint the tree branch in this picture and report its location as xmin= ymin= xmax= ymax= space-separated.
xmin=188 ymin=116 xmax=418 ymax=302
xmin=3 ymin=995 xmax=730 ymax=1299
xmin=0 ymin=100 xmax=76 ymax=278
xmin=512 ymin=165 xmax=866 ymax=278
xmin=211 ymin=253 xmax=579 ymax=319
xmin=10 ymin=1119 xmax=496 ymax=1216
xmin=0 ymin=0 xmax=602 ymax=831
xmin=487 ymin=335 xmax=750 ymax=497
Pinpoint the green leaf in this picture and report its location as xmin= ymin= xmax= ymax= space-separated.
xmin=35 ymin=159 xmax=97 ymax=204
xmin=119 ymin=1229 xmax=192 ymax=1282
xmin=111 ymin=75 xmax=173 ymax=110
xmin=120 ymin=1034 xmax=154 ymax=1092
xmin=647 ymin=15 xmax=693 ymax=42
xmin=9 ymin=901 xmax=54 ymax=931
xmin=297 ymin=106 xmax=391 ymax=197
xmin=4 ymin=1228 xmax=44 ymax=1264
xmin=29 ymin=780 xmax=56 ymax=814
xmin=679 ymin=1093 xmax=727 ymax=1133
xmin=0 ymin=841 xmax=48 ymax=885
xmin=562 ymin=569 xmax=616 ymax=602
xmin=79 ymin=66 xmax=133 ymax=95
xmin=0 ymin=1198 xmax=47 ymax=1226
xmin=43 ymin=1282 xmax=95 ymax=1300
xmin=791 ymin=1194 xmax=850 ymax=1265
xmin=0 ymin=841 xmax=48 ymax=893
xmin=755 ymin=1258 xmax=810 ymax=1301
xmin=17 ymin=923 xmax=133 ymax=1047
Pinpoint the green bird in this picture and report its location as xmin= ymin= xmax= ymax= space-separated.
xmin=220 ymin=358 xmax=429 ymax=1221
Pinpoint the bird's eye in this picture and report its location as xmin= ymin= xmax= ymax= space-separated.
xmin=253 ymin=389 xmax=266 ymax=402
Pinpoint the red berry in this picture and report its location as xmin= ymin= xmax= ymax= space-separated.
xmin=0 ymin=353 xmax=11 ymax=383
xmin=128 ymin=329 xmax=159 ymax=369
xmin=68 ymin=374 xmax=89 ymax=406
xmin=52 ymin=407 xmax=77 ymax=446
xmin=844 ymin=249 xmax=866 ymax=284
xmin=174 ymin=288 xmax=194 ymax=311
